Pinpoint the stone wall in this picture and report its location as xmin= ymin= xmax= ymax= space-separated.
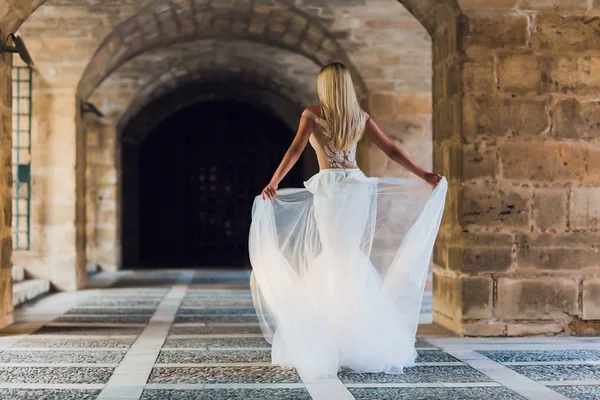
xmin=0 ymin=50 xmax=13 ymax=328
xmin=433 ymin=3 xmax=600 ymax=336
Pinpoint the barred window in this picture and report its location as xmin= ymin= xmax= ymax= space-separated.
xmin=12 ymin=66 xmax=32 ymax=250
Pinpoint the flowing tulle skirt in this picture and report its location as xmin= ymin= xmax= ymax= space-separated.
xmin=248 ymin=168 xmax=447 ymax=379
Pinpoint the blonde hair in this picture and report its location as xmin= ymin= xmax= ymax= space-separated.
xmin=317 ymin=62 xmax=367 ymax=151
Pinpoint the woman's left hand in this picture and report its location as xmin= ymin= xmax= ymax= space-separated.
xmin=422 ymin=171 xmax=443 ymax=187
xmin=261 ymin=182 xmax=278 ymax=200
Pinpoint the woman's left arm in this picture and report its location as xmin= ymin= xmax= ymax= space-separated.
xmin=261 ymin=114 xmax=313 ymax=200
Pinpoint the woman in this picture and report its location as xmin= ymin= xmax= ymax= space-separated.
xmin=249 ymin=62 xmax=447 ymax=380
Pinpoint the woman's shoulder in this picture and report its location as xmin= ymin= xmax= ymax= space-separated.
xmin=303 ymin=105 xmax=369 ymax=119
xmin=303 ymin=105 xmax=323 ymax=120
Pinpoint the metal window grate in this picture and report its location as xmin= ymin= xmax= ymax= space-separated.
xmin=12 ymin=66 xmax=32 ymax=250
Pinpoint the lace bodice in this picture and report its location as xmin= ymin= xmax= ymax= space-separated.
xmin=302 ymin=109 xmax=366 ymax=170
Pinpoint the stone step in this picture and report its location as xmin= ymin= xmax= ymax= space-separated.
xmin=12 ymin=266 xmax=25 ymax=282
xmin=87 ymin=263 xmax=99 ymax=275
xmin=13 ymin=279 xmax=50 ymax=307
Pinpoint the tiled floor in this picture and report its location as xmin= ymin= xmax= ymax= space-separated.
xmin=0 ymin=270 xmax=599 ymax=400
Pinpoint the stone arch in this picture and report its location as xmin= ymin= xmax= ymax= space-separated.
xmin=76 ymin=0 xmax=367 ymax=101
xmin=0 ymin=0 xmax=45 ymax=33
xmin=116 ymin=53 xmax=316 ymax=143
xmin=119 ymin=76 xmax=308 ymax=143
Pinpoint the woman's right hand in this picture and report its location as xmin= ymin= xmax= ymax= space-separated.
xmin=422 ymin=171 xmax=443 ymax=187
xmin=261 ymin=182 xmax=278 ymax=200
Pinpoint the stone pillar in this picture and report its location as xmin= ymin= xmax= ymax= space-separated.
xmin=86 ymin=118 xmax=118 ymax=271
xmin=13 ymin=85 xmax=87 ymax=291
xmin=430 ymin=14 xmax=469 ymax=334
xmin=433 ymin=4 xmax=600 ymax=336
xmin=0 ymin=51 xmax=14 ymax=328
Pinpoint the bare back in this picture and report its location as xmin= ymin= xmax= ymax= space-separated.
xmin=302 ymin=107 xmax=370 ymax=170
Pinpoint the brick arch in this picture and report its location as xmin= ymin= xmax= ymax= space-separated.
xmin=76 ymin=0 xmax=367 ymax=101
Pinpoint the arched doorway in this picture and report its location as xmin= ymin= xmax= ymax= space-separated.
xmin=123 ymin=100 xmax=303 ymax=268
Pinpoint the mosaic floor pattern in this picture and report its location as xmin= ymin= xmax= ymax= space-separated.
xmin=0 ymin=269 xmax=598 ymax=399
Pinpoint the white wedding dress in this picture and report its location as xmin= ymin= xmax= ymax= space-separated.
xmin=249 ymin=109 xmax=447 ymax=379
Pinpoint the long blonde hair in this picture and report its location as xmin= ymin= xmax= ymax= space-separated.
xmin=317 ymin=62 xmax=367 ymax=151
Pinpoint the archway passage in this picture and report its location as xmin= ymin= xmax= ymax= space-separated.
xmin=123 ymin=101 xmax=302 ymax=268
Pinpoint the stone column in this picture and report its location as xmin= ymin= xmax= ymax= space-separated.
xmin=86 ymin=117 xmax=118 ymax=271
xmin=430 ymin=14 xmax=471 ymax=334
xmin=433 ymin=4 xmax=600 ymax=336
xmin=0 ymin=51 xmax=14 ymax=328
xmin=13 ymin=85 xmax=87 ymax=291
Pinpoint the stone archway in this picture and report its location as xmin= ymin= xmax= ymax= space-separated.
xmin=82 ymin=39 xmax=322 ymax=271
xmin=119 ymin=84 xmax=311 ymax=268
xmin=115 ymin=43 xmax=318 ymax=140
xmin=76 ymin=0 xmax=368 ymax=102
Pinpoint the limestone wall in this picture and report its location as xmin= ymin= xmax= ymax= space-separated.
xmin=433 ymin=3 xmax=600 ymax=335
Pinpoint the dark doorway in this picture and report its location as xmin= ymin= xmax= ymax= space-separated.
xmin=126 ymin=101 xmax=302 ymax=268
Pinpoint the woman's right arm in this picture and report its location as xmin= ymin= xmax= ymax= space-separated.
xmin=363 ymin=117 xmax=442 ymax=186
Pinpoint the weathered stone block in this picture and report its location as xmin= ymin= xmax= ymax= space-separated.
xmin=521 ymin=0 xmax=588 ymax=10
xmin=461 ymin=10 xmax=529 ymax=49
xmin=506 ymin=323 xmax=565 ymax=336
xmin=432 ymin=20 xmax=458 ymax=64
xmin=432 ymin=140 xmax=462 ymax=179
xmin=461 ymin=276 xmax=493 ymax=319
xmin=458 ymin=0 xmax=519 ymax=9
xmin=520 ymin=232 xmax=600 ymax=247
xmin=534 ymin=14 xmax=600 ymax=52
xmin=517 ymin=235 xmax=600 ymax=271
xmin=433 ymin=98 xmax=459 ymax=141
xmin=0 ymin=237 xmax=11 ymax=271
xmin=582 ymin=278 xmax=600 ymax=320
xmin=433 ymin=242 xmax=448 ymax=270
xmin=553 ymin=99 xmax=600 ymax=140
xmin=533 ymin=189 xmax=567 ymax=230
xmin=461 ymin=322 xmax=507 ymax=337
xmin=463 ymin=95 xmax=549 ymax=137
xmin=370 ymin=93 xmax=398 ymax=116
xmin=500 ymin=142 xmax=600 ymax=183
xmin=547 ymin=56 xmax=600 ymax=95
xmin=498 ymin=55 xmax=543 ymax=94
xmin=497 ymin=278 xmax=579 ymax=320
xmin=498 ymin=55 xmax=600 ymax=95
xmin=462 ymin=142 xmax=497 ymax=180
xmin=449 ymin=241 xmax=513 ymax=274
xmin=463 ymin=61 xmax=494 ymax=93
xmin=569 ymin=188 xmax=600 ymax=230
xmin=0 ymin=274 xmax=14 ymax=328
xmin=432 ymin=272 xmax=460 ymax=320
xmin=462 ymin=186 xmax=529 ymax=227
xmin=396 ymin=94 xmax=432 ymax=116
